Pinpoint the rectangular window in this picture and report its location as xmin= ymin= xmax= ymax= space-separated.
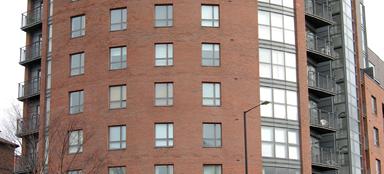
xmin=69 ymin=91 xmax=84 ymax=114
xmin=155 ymin=5 xmax=173 ymax=27
xmin=261 ymin=126 xmax=299 ymax=160
xmin=155 ymin=165 xmax=174 ymax=174
xmin=110 ymin=47 xmax=127 ymax=70
xmin=203 ymin=123 xmax=221 ymax=147
xmin=259 ymin=48 xmax=297 ymax=82
xmin=155 ymin=123 xmax=173 ymax=147
xmin=155 ymin=83 xmax=173 ymax=106
xmin=258 ymin=0 xmax=294 ymax=8
xmin=109 ymin=167 xmax=126 ymax=174
xmin=68 ymin=170 xmax=82 ymax=174
xmin=109 ymin=85 xmax=127 ymax=109
xmin=155 ymin=43 xmax=173 ymax=66
xmin=258 ymin=11 xmax=295 ymax=45
xmin=109 ymin=125 xmax=126 ymax=150
xmin=202 ymin=83 xmax=221 ymax=106
xmin=68 ymin=130 xmax=83 ymax=154
xmin=372 ymin=96 xmax=377 ymax=114
xmin=374 ymin=127 xmax=380 ymax=146
xmin=201 ymin=5 xmax=219 ymax=27
xmin=203 ymin=165 xmax=222 ymax=174
xmin=110 ymin=8 xmax=127 ymax=31
xmin=70 ymin=53 xmax=85 ymax=76
xmin=260 ymin=87 xmax=298 ymax=120
xmin=377 ymin=159 xmax=381 ymax=174
xmin=71 ymin=15 xmax=85 ymax=38
xmin=262 ymin=167 xmax=300 ymax=174
xmin=202 ymin=43 xmax=220 ymax=66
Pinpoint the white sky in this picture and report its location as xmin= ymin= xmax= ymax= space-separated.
xmin=0 ymin=1 xmax=383 ymax=133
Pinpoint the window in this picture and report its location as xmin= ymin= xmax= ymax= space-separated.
xmin=258 ymin=11 xmax=295 ymax=45
xmin=262 ymin=167 xmax=300 ymax=174
xmin=261 ymin=126 xmax=299 ymax=160
xmin=155 ymin=43 xmax=173 ymax=66
xmin=71 ymin=15 xmax=85 ymax=38
xmin=155 ymin=165 xmax=174 ymax=174
xmin=70 ymin=53 xmax=84 ymax=76
xmin=69 ymin=91 xmax=84 ymax=114
xmin=202 ymin=83 xmax=221 ymax=106
xmin=110 ymin=8 xmax=127 ymax=31
xmin=203 ymin=165 xmax=222 ymax=174
xmin=155 ymin=123 xmax=173 ymax=147
xmin=369 ymin=61 xmax=376 ymax=78
xmin=374 ymin=127 xmax=380 ymax=146
xmin=155 ymin=83 xmax=173 ymax=106
xmin=202 ymin=43 xmax=220 ymax=66
xmin=68 ymin=130 xmax=83 ymax=154
xmin=258 ymin=0 xmax=294 ymax=8
xmin=203 ymin=123 xmax=221 ymax=147
xmin=377 ymin=159 xmax=381 ymax=174
xmin=260 ymin=87 xmax=298 ymax=120
xmin=259 ymin=48 xmax=296 ymax=82
xmin=201 ymin=5 xmax=219 ymax=27
xmin=155 ymin=5 xmax=173 ymax=27
xmin=372 ymin=96 xmax=377 ymax=114
xmin=68 ymin=170 xmax=82 ymax=174
xmin=109 ymin=85 xmax=127 ymax=109
xmin=110 ymin=47 xmax=127 ymax=70
xmin=109 ymin=126 xmax=126 ymax=150
xmin=108 ymin=167 xmax=126 ymax=174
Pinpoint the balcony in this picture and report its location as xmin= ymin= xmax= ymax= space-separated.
xmin=312 ymin=147 xmax=339 ymax=170
xmin=18 ymin=78 xmax=40 ymax=101
xmin=21 ymin=6 xmax=42 ymax=31
xmin=16 ymin=114 xmax=39 ymax=137
xmin=307 ymin=33 xmax=337 ymax=62
xmin=308 ymin=71 xmax=335 ymax=97
xmin=305 ymin=0 xmax=334 ymax=28
xmin=15 ymin=154 xmax=37 ymax=174
xmin=310 ymin=108 xmax=336 ymax=134
xmin=19 ymin=41 xmax=42 ymax=66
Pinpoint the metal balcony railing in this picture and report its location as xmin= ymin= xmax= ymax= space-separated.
xmin=21 ymin=6 xmax=42 ymax=29
xmin=16 ymin=114 xmax=39 ymax=137
xmin=15 ymin=154 xmax=37 ymax=173
xmin=310 ymin=108 xmax=336 ymax=130
xmin=308 ymin=71 xmax=335 ymax=93
xmin=305 ymin=0 xmax=333 ymax=21
xmin=20 ymin=41 xmax=42 ymax=64
xmin=18 ymin=78 xmax=40 ymax=100
xmin=312 ymin=146 xmax=338 ymax=167
xmin=307 ymin=33 xmax=337 ymax=58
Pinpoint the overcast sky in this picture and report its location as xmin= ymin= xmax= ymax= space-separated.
xmin=0 ymin=1 xmax=383 ymax=134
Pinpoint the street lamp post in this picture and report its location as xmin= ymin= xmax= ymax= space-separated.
xmin=243 ymin=101 xmax=270 ymax=174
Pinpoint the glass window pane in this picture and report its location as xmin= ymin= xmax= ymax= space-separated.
xmin=274 ymin=104 xmax=286 ymax=119
xmin=289 ymin=146 xmax=299 ymax=159
xmin=275 ymin=144 xmax=286 ymax=158
xmin=262 ymin=127 xmax=273 ymax=141
xmin=286 ymin=68 xmax=297 ymax=82
xmin=259 ymin=25 xmax=271 ymax=40
xmin=275 ymin=128 xmax=286 ymax=143
xmin=271 ymin=13 xmax=283 ymax=27
xmin=287 ymin=106 xmax=298 ymax=120
xmin=288 ymin=131 xmax=298 ymax=144
xmin=203 ymin=84 xmax=214 ymax=98
xmin=258 ymin=11 xmax=270 ymax=25
xmin=262 ymin=143 xmax=273 ymax=157
xmin=286 ymin=91 xmax=297 ymax=105
xmin=260 ymin=64 xmax=272 ymax=78
xmin=261 ymin=104 xmax=273 ymax=117
xmin=259 ymin=48 xmax=271 ymax=63
xmin=271 ymin=27 xmax=284 ymax=42
xmin=273 ymin=89 xmax=285 ymax=104
xmin=156 ymin=124 xmax=167 ymax=139
xmin=260 ymin=87 xmax=272 ymax=102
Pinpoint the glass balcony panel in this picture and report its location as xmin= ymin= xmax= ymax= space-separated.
xmin=21 ymin=6 xmax=42 ymax=29
xmin=18 ymin=78 xmax=40 ymax=100
xmin=16 ymin=114 xmax=39 ymax=137
xmin=20 ymin=41 xmax=42 ymax=65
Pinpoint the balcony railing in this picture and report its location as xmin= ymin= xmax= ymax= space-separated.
xmin=18 ymin=78 xmax=40 ymax=100
xmin=307 ymin=33 xmax=337 ymax=58
xmin=15 ymin=154 xmax=37 ymax=173
xmin=16 ymin=114 xmax=39 ymax=137
xmin=312 ymin=146 xmax=338 ymax=168
xmin=21 ymin=6 xmax=42 ymax=30
xmin=20 ymin=41 xmax=42 ymax=65
xmin=305 ymin=0 xmax=333 ymax=22
xmin=310 ymin=108 xmax=336 ymax=131
xmin=308 ymin=71 xmax=335 ymax=94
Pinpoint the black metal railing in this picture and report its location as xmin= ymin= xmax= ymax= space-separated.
xmin=21 ymin=6 xmax=42 ymax=29
xmin=312 ymin=146 xmax=338 ymax=167
xmin=310 ymin=108 xmax=336 ymax=130
xmin=18 ymin=78 xmax=40 ymax=100
xmin=15 ymin=154 xmax=37 ymax=173
xmin=307 ymin=33 xmax=337 ymax=58
xmin=16 ymin=114 xmax=39 ymax=137
xmin=305 ymin=0 xmax=333 ymax=21
xmin=308 ymin=71 xmax=335 ymax=93
xmin=20 ymin=41 xmax=41 ymax=64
